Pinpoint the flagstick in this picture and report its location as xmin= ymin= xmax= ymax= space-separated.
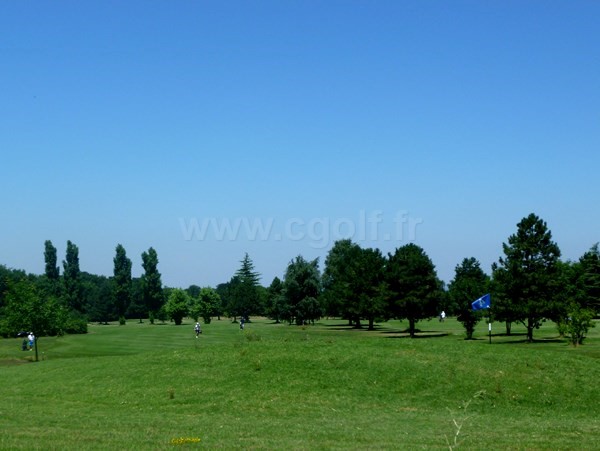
xmin=471 ymin=294 xmax=492 ymax=344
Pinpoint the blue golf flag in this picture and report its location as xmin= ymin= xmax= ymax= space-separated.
xmin=472 ymin=293 xmax=491 ymax=311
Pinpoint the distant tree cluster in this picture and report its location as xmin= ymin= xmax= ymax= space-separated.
xmin=1 ymin=242 xmax=166 ymax=336
xmin=0 ymin=240 xmax=228 ymax=337
xmin=447 ymin=213 xmax=597 ymax=344
xmin=1 ymin=213 xmax=597 ymax=344
xmin=261 ymin=213 xmax=597 ymax=344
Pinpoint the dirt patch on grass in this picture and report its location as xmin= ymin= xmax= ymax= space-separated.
xmin=0 ymin=358 xmax=33 ymax=366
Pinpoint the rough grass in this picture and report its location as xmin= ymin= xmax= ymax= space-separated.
xmin=0 ymin=318 xmax=598 ymax=449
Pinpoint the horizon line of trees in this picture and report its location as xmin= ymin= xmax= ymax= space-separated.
xmin=1 ymin=213 xmax=598 ymax=344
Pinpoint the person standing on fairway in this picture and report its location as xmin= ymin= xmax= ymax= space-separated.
xmin=194 ymin=322 xmax=201 ymax=338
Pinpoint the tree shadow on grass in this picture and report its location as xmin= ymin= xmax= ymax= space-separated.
xmin=320 ymin=323 xmax=384 ymax=331
xmin=321 ymin=323 xmax=357 ymax=328
xmin=320 ymin=322 xmax=449 ymax=337
xmin=383 ymin=330 xmax=449 ymax=339
xmin=493 ymin=337 xmax=566 ymax=345
xmin=323 ymin=327 xmax=381 ymax=332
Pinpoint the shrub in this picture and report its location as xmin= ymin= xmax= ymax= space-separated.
xmin=164 ymin=289 xmax=189 ymax=325
xmin=566 ymin=308 xmax=595 ymax=346
xmin=64 ymin=316 xmax=88 ymax=334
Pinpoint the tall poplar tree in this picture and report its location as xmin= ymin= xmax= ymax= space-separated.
xmin=42 ymin=240 xmax=61 ymax=297
xmin=141 ymin=247 xmax=164 ymax=322
xmin=113 ymin=244 xmax=132 ymax=320
xmin=63 ymin=240 xmax=84 ymax=313
xmin=44 ymin=240 xmax=60 ymax=280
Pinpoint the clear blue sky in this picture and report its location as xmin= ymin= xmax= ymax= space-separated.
xmin=1 ymin=1 xmax=599 ymax=288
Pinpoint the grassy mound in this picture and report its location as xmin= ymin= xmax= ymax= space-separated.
xmin=1 ymin=318 xmax=598 ymax=449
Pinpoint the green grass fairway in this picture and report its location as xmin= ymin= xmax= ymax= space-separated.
xmin=1 ymin=318 xmax=599 ymax=449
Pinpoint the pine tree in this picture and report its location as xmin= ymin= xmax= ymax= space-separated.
xmin=448 ymin=257 xmax=489 ymax=339
xmin=579 ymin=243 xmax=600 ymax=315
xmin=386 ymin=244 xmax=443 ymax=338
xmin=231 ymin=253 xmax=262 ymax=318
xmin=493 ymin=213 xmax=561 ymax=342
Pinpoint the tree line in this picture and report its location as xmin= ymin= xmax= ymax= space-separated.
xmin=0 ymin=242 xmax=167 ymax=336
xmin=1 ymin=213 xmax=598 ymax=344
